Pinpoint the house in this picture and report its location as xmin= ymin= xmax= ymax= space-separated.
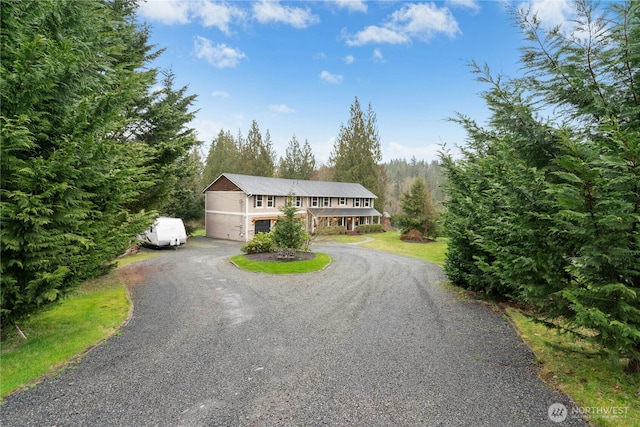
xmin=202 ymin=173 xmax=382 ymax=242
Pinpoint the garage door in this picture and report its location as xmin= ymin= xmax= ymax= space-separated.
xmin=254 ymin=219 xmax=271 ymax=234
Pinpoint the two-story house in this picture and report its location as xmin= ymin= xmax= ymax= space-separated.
xmin=202 ymin=173 xmax=382 ymax=242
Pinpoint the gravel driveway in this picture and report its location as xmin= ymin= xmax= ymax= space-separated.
xmin=1 ymin=237 xmax=585 ymax=426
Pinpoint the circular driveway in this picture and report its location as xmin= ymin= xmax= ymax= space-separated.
xmin=1 ymin=238 xmax=585 ymax=426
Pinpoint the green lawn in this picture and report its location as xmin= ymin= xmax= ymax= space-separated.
xmin=230 ymin=252 xmax=331 ymax=274
xmin=508 ymin=309 xmax=639 ymax=427
xmin=1 ymin=250 xmax=162 ymax=398
xmin=0 ymin=273 xmax=129 ymax=397
xmin=323 ymin=231 xmax=447 ymax=266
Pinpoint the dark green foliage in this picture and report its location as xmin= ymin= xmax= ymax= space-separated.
xmin=442 ymin=0 xmax=640 ymax=371
xmin=272 ymin=194 xmax=308 ymax=251
xmin=201 ymin=129 xmax=240 ymax=188
xmin=161 ymin=149 xmax=205 ymax=225
xmin=356 ymin=224 xmax=383 ymax=234
xmin=385 ymin=158 xmax=446 ymax=215
xmin=124 ymin=71 xmax=201 ymax=213
xmin=316 ymin=226 xmax=346 ymax=235
xmin=241 ymin=232 xmax=275 ymax=254
xmin=396 ymin=177 xmax=440 ymax=239
xmin=330 ymin=97 xmax=387 ymax=212
xmin=239 ymin=121 xmax=277 ymax=177
xmin=0 ymin=0 xmax=199 ymax=325
xmin=278 ymin=135 xmax=316 ymax=180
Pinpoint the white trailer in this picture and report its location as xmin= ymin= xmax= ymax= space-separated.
xmin=138 ymin=217 xmax=187 ymax=248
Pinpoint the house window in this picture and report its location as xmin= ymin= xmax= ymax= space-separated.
xmin=267 ymin=195 xmax=275 ymax=208
xmin=363 ymin=198 xmax=371 ymax=207
xmin=287 ymin=195 xmax=303 ymax=207
xmin=353 ymin=198 xmax=361 ymax=207
xmin=322 ymin=197 xmax=331 ymax=207
xmin=311 ymin=197 xmax=319 ymax=207
xmin=339 ymin=197 xmax=346 ymax=206
xmin=255 ymin=195 xmax=263 ymax=208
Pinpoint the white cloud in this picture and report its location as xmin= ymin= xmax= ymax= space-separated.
xmin=345 ymin=2 xmax=462 ymax=46
xmin=344 ymin=54 xmax=355 ymax=64
xmin=372 ymin=49 xmax=384 ymax=62
xmin=137 ymin=0 xmax=244 ymax=33
xmin=193 ymin=36 xmax=247 ymax=68
xmin=196 ymin=1 xmax=245 ymax=34
xmin=137 ymin=0 xmax=191 ymax=25
xmin=334 ymin=0 xmax=367 ymax=13
xmin=252 ymin=0 xmax=319 ymax=28
xmin=519 ymin=0 xmax=573 ymax=29
xmin=269 ymin=104 xmax=296 ymax=114
xmin=446 ymin=0 xmax=481 ymax=13
xmin=391 ymin=3 xmax=461 ymax=41
xmin=319 ymin=70 xmax=343 ymax=84
xmin=211 ymin=90 xmax=230 ymax=98
xmin=346 ymin=25 xmax=410 ymax=46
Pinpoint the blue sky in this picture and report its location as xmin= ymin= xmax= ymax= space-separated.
xmin=136 ymin=0 xmax=577 ymax=164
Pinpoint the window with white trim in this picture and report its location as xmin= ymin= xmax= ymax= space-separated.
xmin=339 ymin=197 xmax=346 ymax=206
xmin=363 ymin=198 xmax=371 ymax=207
xmin=255 ymin=195 xmax=263 ymax=208
xmin=353 ymin=198 xmax=361 ymax=207
xmin=311 ymin=197 xmax=319 ymax=207
xmin=322 ymin=197 xmax=331 ymax=207
xmin=267 ymin=195 xmax=275 ymax=208
xmin=287 ymin=195 xmax=303 ymax=207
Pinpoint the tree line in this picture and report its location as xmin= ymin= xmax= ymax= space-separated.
xmin=441 ymin=0 xmax=639 ymax=373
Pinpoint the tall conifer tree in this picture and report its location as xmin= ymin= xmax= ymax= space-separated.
xmin=442 ymin=0 xmax=640 ymax=372
xmin=330 ymin=97 xmax=386 ymax=211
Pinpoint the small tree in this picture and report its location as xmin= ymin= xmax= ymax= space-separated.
xmin=396 ymin=177 xmax=440 ymax=238
xmin=272 ymin=193 xmax=307 ymax=251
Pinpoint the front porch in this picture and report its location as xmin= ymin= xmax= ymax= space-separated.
xmin=307 ymin=208 xmax=382 ymax=234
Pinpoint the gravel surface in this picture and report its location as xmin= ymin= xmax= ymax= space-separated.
xmin=1 ymin=237 xmax=586 ymax=426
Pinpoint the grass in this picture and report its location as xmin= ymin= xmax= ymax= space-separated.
xmin=1 ymin=249 xmax=163 ymax=399
xmin=507 ymin=309 xmax=640 ymax=427
xmin=0 ymin=273 xmax=129 ymax=398
xmin=230 ymin=252 xmax=331 ymax=274
xmin=324 ymin=231 xmax=448 ymax=266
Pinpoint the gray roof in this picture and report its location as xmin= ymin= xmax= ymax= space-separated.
xmin=209 ymin=173 xmax=378 ymax=199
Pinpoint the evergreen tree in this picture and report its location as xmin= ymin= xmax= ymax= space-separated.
xmin=201 ymin=129 xmax=239 ymax=187
xmin=330 ymin=97 xmax=386 ymax=211
xmin=161 ymin=148 xmax=205 ymax=230
xmin=125 ymin=70 xmax=201 ymax=213
xmin=239 ymin=120 xmax=276 ymax=177
xmin=396 ymin=177 xmax=440 ymax=238
xmin=278 ymin=135 xmax=316 ymax=179
xmin=442 ymin=0 xmax=640 ymax=372
xmin=272 ymin=193 xmax=308 ymax=251
xmin=1 ymin=0 xmax=158 ymax=324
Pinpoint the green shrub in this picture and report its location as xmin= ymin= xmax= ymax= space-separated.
xmin=316 ymin=226 xmax=346 ymax=235
xmin=273 ymin=197 xmax=307 ymax=250
xmin=241 ymin=232 xmax=275 ymax=254
xmin=357 ymin=224 xmax=383 ymax=234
